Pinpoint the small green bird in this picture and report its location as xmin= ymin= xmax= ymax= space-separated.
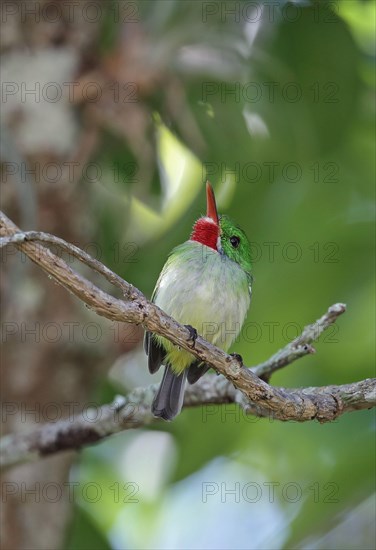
xmin=144 ymin=182 xmax=253 ymax=420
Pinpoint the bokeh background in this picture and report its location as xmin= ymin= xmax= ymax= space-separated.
xmin=1 ymin=1 xmax=375 ymax=549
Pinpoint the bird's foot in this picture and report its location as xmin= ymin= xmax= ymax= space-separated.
xmin=185 ymin=324 xmax=198 ymax=348
xmin=230 ymin=353 xmax=243 ymax=366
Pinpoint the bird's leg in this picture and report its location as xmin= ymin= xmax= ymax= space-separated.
xmin=185 ymin=324 xmax=198 ymax=348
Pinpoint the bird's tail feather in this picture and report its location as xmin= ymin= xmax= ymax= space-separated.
xmin=152 ymin=365 xmax=187 ymax=421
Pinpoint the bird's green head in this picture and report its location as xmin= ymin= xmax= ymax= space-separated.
xmin=219 ymin=214 xmax=253 ymax=276
xmin=191 ymin=182 xmax=253 ymax=277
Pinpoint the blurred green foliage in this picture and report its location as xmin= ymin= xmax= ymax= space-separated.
xmin=67 ymin=1 xmax=375 ymax=548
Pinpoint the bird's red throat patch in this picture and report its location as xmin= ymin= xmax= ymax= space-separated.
xmin=190 ymin=217 xmax=219 ymax=250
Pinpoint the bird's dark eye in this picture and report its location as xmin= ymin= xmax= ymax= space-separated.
xmin=230 ymin=236 xmax=240 ymax=248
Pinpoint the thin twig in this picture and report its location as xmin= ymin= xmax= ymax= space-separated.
xmin=0 ymin=231 xmax=142 ymax=300
xmin=252 ymin=303 xmax=346 ymax=380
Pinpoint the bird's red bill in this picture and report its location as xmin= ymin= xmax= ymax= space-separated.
xmin=190 ymin=181 xmax=220 ymax=250
xmin=206 ymin=181 xmax=219 ymax=225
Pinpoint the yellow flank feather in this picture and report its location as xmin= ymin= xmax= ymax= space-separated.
xmin=154 ymin=335 xmax=196 ymax=373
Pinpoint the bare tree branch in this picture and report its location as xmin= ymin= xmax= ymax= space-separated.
xmin=2 ymin=229 xmax=344 ymax=382
xmin=1 ymin=211 xmax=375 ymax=468
xmin=1 ymin=376 xmax=375 ymax=468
